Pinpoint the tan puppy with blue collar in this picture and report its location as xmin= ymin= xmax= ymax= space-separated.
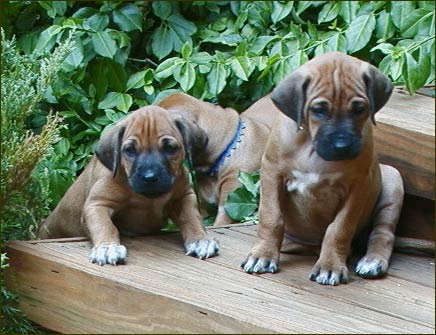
xmin=158 ymin=93 xmax=275 ymax=227
xmin=242 ymin=52 xmax=404 ymax=285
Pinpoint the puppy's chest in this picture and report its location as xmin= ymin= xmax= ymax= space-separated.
xmin=285 ymin=170 xmax=344 ymax=199
xmin=115 ymin=195 xmax=170 ymax=234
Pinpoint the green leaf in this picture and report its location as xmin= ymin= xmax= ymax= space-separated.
xmin=35 ymin=25 xmax=61 ymax=51
xmin=152 ymin=24 xmax=174 ymax=59
xmin=190 ymin=52 xmax=213 ymax=65
xmin=314 ymin=41 xmax=329 ymax=57
xmin=391 ymin=1 xmax=416 ymax=31
xmin=181 ymin=41 xmax=192 ymax=59
xmin=345 ymin=13 xmax=376 ymax=53
xmin=91 ymin=31 xmax=117 ymax=58
xmin=174 ymin=62 xmax=196 ymax=91
xmin=224 ymin=187 xmax=258 ymax=221
xmin=38 ymin=1 xmax=67 ymax=19
xmin=250 ymin=36 xmax=277 ymax=55
xmin=338 ymin=1 xmax=358 ymax=23
xmin=117 ymin=93 xmax=133 ymax=113
xmin=152 ymin=1 xmax=172 ymax=19
xmin=230 ymin=56 xmax=254 ymax=81
xmin=113 ymin=4 xmax=143 ymax=32
xmin=72 ymin=7 xmax=97 ymax=19
xmin=390 ymin=57 xmax=404 ymax=81
xmin=297 ymin=1 xmax=312 ymax=15
xmin=63 ymin=44 xmax=84 ymax=70
xmin=401 ymin=9 xmax=433 ymax=38
xmin=143 ymin=85 xmax=154 ymax=95
xmin=289 ymin=50 xmax=308 ymax=71
xmin=370 ymin=43 xmax=394 ymax=55
xmin=85 ymin=13 xmax=109 ymax=31
xmin=403 ymin=52 xmax=431 ymax=94
xmin=271 ymin=1 xmax=293 ymax=24
xmin=98 ymin=92 xmax=122 ymax=109
xmin=237 ymin=171 xmax=260 ymax=198
xmin=318 ymin=2 xmax=339 ymax=24
xmin=375 ymin=10 xmax=395 ymax=41
xmin=98 ymin=92 xmax=132 ymax=113
xmin=155 ymin=57 xmax=181 ymax=79
xmin=207 ymin=62 xmax=228 ymax=96
xmin=327 ymin=33 xmax=347 ymax=53
xmin=167 ymin=13 xmax=197 ymax=52
xmin=126 ymin=70 xmax=147 ymax=91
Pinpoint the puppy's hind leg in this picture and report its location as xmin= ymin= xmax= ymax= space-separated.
xmin=213 ymin=178 xmax=240 ymax=226
xmin=356 ymin=165 xmax=404 ymax=278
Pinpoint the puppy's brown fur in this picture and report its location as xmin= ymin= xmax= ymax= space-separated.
xmin=38 ymin=106 xmax=219 ymax=265
xmin=158 ymin=93 xmax=275 ymax=226
xmin=242 ymin=52 xmax=404 ymax=285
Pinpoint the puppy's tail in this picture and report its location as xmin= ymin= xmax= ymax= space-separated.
xmin=394 ymin=237 xmax=435 ymax=256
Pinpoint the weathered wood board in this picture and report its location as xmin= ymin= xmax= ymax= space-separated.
xmin=375 ymin=88 xmax=435 ymax=199
xmin=5 ymin=224 xmax=435 ymax=334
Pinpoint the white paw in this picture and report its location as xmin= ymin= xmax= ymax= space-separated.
xmin=355 ymin=256 xmax=388 ymax=278
xmin=89 ymin=244 xmax=127 ymax=266
xmin=185 ymin=239 xmax=220 ymax=259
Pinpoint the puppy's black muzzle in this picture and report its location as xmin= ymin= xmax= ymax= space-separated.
xmin=129 ymin=153 xmax=175 ymax=198
xmin=315 ymin=126 xmax=362 ymax=161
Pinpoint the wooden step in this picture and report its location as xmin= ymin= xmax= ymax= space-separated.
xmin=375 ymin=87 xmax=435 ymax=199
xmin=5 ymin=224 xmax=435 ymax=334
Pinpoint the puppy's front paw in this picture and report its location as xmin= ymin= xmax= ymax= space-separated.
xmin=89 ymin=244 xmax=127 ymax=266
xmin=241 ymin=246 xmax=279 ymax=274
xmin=355 ymin=256 xmax=388 ymax=278
xmin=310 ymin=260 xmax=349 ymax=286
xmin=185 ymin=238 xmax=220 ymax=259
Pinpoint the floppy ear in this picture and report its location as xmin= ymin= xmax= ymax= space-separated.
xmin=95 ymin=123 xmax=126 ymax=177
xmin=271 ymin=70 xmax=311 ymax=130
xmin=363 ymin=64 xmax=393 ymax=125
xmin=174 ymin=117 xmax=208 ymax=164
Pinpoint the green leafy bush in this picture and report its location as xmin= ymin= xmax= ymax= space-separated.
xmin=224 ymin=171 xmax=260 ymax=223
xmin=2 ymin=1 xmax=434 ymax=206
xmin=1 ymin=29 xmax=74 ymax=334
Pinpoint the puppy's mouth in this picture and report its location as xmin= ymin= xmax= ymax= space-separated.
xmin=139 ymin=190 xmax=170 ymax=199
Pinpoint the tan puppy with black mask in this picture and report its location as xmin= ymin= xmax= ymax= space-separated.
xmin=38 ymin=106 xmax=219 ymax=265
xmin=242 ymin=52 xmax=404 ymax=285
xmin=158 ymin=93 xmax=274 ymax=226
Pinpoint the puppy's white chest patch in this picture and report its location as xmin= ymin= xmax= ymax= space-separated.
xmin=286 ymin=171 xmax=342 ymax=196
xmin=286 ymin=171 xmax=320 ymax=195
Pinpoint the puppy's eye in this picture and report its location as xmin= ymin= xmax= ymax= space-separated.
xmin=123 ymin=145 xmax=137 ymax=157
xmin=310 ymin=105 xmax=328 ymax=118
xmin=162 ymin=139 xmax=179 ymax=155
xmin=352 ymin=102 xmax=367 ymax=115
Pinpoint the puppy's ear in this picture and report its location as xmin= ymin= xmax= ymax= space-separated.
xmin=271 ymin=70 xmax=310 ymax=130
xmin=95 ymin=123 xmax=126 ymax=177
xmin=175 ymin=117 xmax=208 ymax=164
xmin=363 ymin=64 xmax=393 ymax=125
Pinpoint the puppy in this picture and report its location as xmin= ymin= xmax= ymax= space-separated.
xmin=38 ymin=106 xmax=219 ymax=265
xmin=242 ymin=52 xmax=404 ymax=285
xmin=158 ymin=93 xmax=275 ymax=226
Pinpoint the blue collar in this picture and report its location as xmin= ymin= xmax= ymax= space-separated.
xmin=207 ymin=119 xmax=246 ymax=176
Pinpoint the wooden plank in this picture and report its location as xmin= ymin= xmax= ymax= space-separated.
xmin=5 ymin=224 xmax=435 ymax=334
xmin=374 ymin=88 xmax=435 ymax=199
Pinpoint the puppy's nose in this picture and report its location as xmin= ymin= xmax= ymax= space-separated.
xmin=331 ymin=133 xmax=352 ymax=152
xmin=143 ymin=170 xmax=158 ymax=183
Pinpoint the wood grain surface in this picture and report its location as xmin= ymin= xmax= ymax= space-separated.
xmin=5 ymin=224 xmax=435 ymax=334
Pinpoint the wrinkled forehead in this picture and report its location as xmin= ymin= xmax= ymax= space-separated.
xmin=124 ymin=108 xmax=181 ymax=145
xmin=305 ymin=56 xmax=368 ymax=105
